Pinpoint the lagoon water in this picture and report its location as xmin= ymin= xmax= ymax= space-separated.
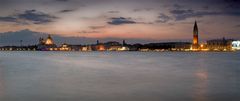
xmin=0 ymin=51 xmax=240 ymax=101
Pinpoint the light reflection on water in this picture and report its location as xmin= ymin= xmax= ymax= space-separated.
xmin=194 ymin=70 xmax=208 ymax=101
xmin=0 ymin=51 xmax=240 ymax=101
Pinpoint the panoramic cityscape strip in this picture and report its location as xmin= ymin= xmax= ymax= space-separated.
xmin=0 ymin=21 xmax=240 ymax=52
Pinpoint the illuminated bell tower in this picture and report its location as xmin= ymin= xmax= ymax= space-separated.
xmin=192 ymin=21 xmax=199 ymax=49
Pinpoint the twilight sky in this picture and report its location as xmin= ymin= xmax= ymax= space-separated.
xmin=0 ymin=0 xmax=240 ymax=42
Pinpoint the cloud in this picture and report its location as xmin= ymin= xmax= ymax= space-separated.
xmin=170 ymin=9 xmax=194 ymax=15
xmin=156 ymin=13 xmax=172 ymax=23
xmin=89 ymin=26 xmax=106 ymax=30
xmin=173 ymin=4 xmax=183 ymax=9
xmin=18 ymin=10 xmax=58 ymax=24
xmin=0 ymin=10 xmax=58 ymax=24
xmin=236 ymin=25 xmax=240 ymax=27
xmin=170 ymin=9 xmax=240 ymax=21
xmin=133 ymin=8 xmax=153 ymax=12
xmin=108 ymin=17 xmax=136 ymax=25
xmin=0 ymin=16 xmax=17 ymax=22
xmin=224 ymin=0 xmax=240 ymax=9
xmin=170 ymin=9 xmax=212 ymax=20
xmin=202 ymin=6 xmax=209 ymax=10
xmin=60 ymin=9 xmax=75 ymax=13
xmin=108 ymin=11 xmax=120 ymax=13
xmin=56 ymin=0 xmax=69 ymax=2
xmin=78 ymin=30 xmax=100 ymax=34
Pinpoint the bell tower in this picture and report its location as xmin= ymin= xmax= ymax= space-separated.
xmin=192 ymin=21 xmax=199 ymax=49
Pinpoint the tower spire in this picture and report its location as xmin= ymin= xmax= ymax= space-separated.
xmin=192 ymin=20 xmax=199 ymax=49
xmin=194 ymin=20 xmax=198 ymax=33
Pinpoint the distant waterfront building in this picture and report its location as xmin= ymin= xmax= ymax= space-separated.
xmin=207 ymin=37 xmax=233 ymax=51
xmin=123 ymin=40 xmax=127 ymax=46
xmin=37 ymin=35 xmax=57 ymax=51
xmin=118 ymin=46 xmax=130 ymax=51
xmin=93 ymin=40 xmax=106 ymax=51
xmin=231 ymin=41 xmax=240 ymax=50
xmin=89 ymin=40 xmax=130 ymax=51
xmin=192 ymin=21 xmax=199 ymax=49
xmin=104 ymin=41 xmax=130 ymax=51
xmin=104 ymin=41 xmax=120 ymax=51
xmin=108 ymin=46 xmax=122 ymax=51
xmin=96 ymin=44 xmax=106 ymax=51
xmin=59 ymin=43 xmax=71 ymax=51
xmin=68 ymin=45 xmax=82 ymax=51
xmin=143 ymin=42 xmax=191 ymax=51
xmin=0 ymin=45 xmax=37 ymax=51
xmin=96 ymin=40 xmax=99 ymax=45
xmin=45 ymin=35 xmax=54 ymax=45
xmin=81 ymin=45 xmax=92 ymax=51
xmin=105 ymin=41 xmax=121 ymax=46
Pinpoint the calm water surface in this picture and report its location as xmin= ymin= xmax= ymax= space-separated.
xmin=0 ymin=51 xmax=239 ymax=101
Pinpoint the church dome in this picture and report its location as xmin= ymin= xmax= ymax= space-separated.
xmin=45 ymin=35 xmax=54 ymax=45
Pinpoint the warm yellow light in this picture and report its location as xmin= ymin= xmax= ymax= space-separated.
xmin=45 ymin=39 xmax=53 ymax=45
xmin=118 ymin=46 xmax=129 ymax=51
xmin=98 ymin=45 xmax=105 ymax=51
xmin=193 ymin=39 xmax=198 ymax=44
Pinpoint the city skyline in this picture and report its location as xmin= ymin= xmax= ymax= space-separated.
xmin=0 ymin=21 xmax=238 ymax=52
xmin=0 ymin=0 xmax=240 ymax=45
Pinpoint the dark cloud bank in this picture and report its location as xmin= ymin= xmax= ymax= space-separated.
xmin=0 ymin=10 xmax=57 ymax=24
xmin=108 ymin=17 xmax=136 ymax=25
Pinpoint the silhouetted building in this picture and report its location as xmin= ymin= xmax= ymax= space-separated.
xmin=104 ymin=41 xmax=130 ymax=51
xmin=81 ymin=45 xmax=92 ymax=51
xmin=192 ymin=21 xmax=199 ymax=49
xmin=67 ymin=45 xmax=82 ymax=51
xmin=96 ymin=44 xmax=106 ymax=51
xmin=232 ymin=41 xmax=240 ymax=50
xmin=59 ymin=43 xmax=71 ymax=51
xmin=37 ymin=35 xmax=57 ymax=51
xmin=96 ymin=40 xmax=99 ymax=45
xmin=45 ymin=35 xmax=54 ymax=45
xmin=123 ymin=40 xmax=127 ymax=46
xmin=207 ymin=37 xmax=233 ymax=51
xmin=143 ymin=42 xmax=191 ymax=51
xmin=105 ymin=41 xmax=121 ymax=46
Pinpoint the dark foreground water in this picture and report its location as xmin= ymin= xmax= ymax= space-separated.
xmin=0 ymin=51 xmax=239 ymax=101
